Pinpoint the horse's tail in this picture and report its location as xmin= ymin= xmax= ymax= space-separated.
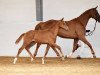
xmin=15 ymin=33 xmax=25 ymax=44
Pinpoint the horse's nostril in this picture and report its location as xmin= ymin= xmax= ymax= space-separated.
xmin=97 ymin=16 xmax=100 ymax=22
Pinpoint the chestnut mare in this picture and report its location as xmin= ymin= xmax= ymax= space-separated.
xmin=30 ymin=6 xmax=100 ymax=58
xmin=14 ymin=18 xmax=68 ymax=64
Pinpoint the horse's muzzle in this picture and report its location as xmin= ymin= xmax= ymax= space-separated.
xmin=97 ymin=16 xmax=100 ymax=22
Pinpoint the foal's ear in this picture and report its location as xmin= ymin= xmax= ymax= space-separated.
xmin=60 ymin=17 xmax=64 ymax=21
xmin=95 ymin=6 xmax=98 ymax=9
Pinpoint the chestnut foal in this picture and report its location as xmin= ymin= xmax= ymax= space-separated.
xmin=14 ymin=18 xmax=68 ymax=64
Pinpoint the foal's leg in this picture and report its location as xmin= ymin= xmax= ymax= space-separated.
xmin=33 ymin=43 xmax=41 ymax=59
xmin=41 ymin=45 xmax=50 ymax=64
xmin=44 ymin=45 xmax=60 ymax=57
xmin=78 ymin=36 xmax=96 ymax=58
xmin=25 ymin=46 xmax=34 ymax=62
xmin=13 ymin=44 xmax=26 ymax=64
xmin=25 ymin=42 xmax=36 ymax=61
xmin=52 ymin=43 xmax=64 ymax=60
xmin=42 ymin=45 xmax=60 ymax=64
xmin=43 ymin=45 xmax=50 ymax=57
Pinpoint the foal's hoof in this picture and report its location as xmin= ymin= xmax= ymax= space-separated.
xmin=42 ymin=58 xmax=45 ymax=64
xmin=77 ymin=55 xmax=82 ymax=59
xmin=13 ymin=58 xmax=17 ymax=64
xmin=62 ymin=57 xmax=65 ymax=60
xmin=13 ymin=62 xmax=16 ymax=64
xmin=31 ymin=58 xmax=34 ymax=62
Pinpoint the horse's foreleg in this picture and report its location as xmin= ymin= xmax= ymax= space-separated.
xmin=72 ymin=39 xmax=79 ymax=52
xmin=66 ymin=39 xmax=79 ymax=58
xmin=78 ymin=36 xmax=96 ymax=58
xmin=33 ymin=43 xmax=41 ymax=59
xmin=77 ymin=40 xmax=84 ymax=59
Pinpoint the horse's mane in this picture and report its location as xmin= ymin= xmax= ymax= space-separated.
xmin=77 ymin=8 xmax=95 ymax=18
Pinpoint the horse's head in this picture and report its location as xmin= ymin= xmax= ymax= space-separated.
xmin=90 ymin=6 xmax=100 ymax=22
xmin=58 ymin=18 xmax=69 ymax=31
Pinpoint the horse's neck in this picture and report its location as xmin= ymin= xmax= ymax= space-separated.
xmin=77 ymin=12 xmax=90 ymax=27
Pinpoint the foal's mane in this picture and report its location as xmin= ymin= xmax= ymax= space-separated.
xmin=45 ymin=19 xmax=58 ymax=24
xmin=44 ymin=19 xmax=60 ymax=27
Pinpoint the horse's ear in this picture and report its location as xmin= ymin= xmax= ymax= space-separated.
xmin=60 ymin=17 xmax=64 ymax=21
xmin=95 ymin=6 xmax=98 ymax=9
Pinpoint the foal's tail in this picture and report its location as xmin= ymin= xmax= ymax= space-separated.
xmin=15 ymin=33 xmax=25 ymax=44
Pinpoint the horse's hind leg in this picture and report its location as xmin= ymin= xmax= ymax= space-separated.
xmin=78 ymin=36 xmax=96 ymax=58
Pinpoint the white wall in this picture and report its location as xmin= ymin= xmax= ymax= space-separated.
xmin=0 ymin=0 xmax=100 ymax=58
xmin=0 ymin=0 xmax=36 ymax=56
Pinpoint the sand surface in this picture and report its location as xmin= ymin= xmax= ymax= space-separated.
xmin=0 ymin=57 xmax=100 ymax=75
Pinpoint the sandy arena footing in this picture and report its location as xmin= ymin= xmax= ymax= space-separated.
xmin=0 ymin=57 xmax=100 ymax=75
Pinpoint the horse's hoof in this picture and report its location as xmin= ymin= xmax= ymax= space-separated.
xmin=64 ymin=55 xmax=67 ymax=59
xmin=93 ymin=55 xmax=96 ymax=58
xmin=77 ymin=55 xmax=82 ymax=59
xmin=33 ymin=55 xmax=36 ymax=59
xmin=57 ymin=54 xmax=60 ymax=57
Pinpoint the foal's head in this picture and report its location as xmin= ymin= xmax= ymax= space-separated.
xmin=57 ymin=18 xmax=69 ymax=31
xmin=89 ymin=6 xmax=100 ymax=22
